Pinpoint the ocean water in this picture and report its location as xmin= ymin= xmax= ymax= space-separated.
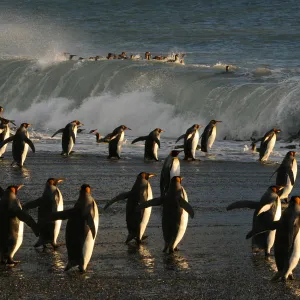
xmin=1 ymin=0 xmax=300 ymax=161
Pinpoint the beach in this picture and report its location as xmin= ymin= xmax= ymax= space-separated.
xmin=0 ymin=151 xmax=299 ymax=299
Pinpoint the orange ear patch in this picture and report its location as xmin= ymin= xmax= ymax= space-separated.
xmin=294 ymin=196 xmax=300 ymax=205
xmin=85 ymin=186 xmax=91 ymax=194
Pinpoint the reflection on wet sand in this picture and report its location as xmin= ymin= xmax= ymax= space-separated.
xmin=127 ymin=244 xmax=155 ymax=273
xmin=163 ymin=253 xmax=190 ymax=271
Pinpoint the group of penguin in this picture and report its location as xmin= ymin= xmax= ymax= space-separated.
xmin=1 ymin=106 xmax=300 ymax=281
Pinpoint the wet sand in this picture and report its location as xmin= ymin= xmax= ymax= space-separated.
xmin=0 ymin=152 xmax=300 ymax=299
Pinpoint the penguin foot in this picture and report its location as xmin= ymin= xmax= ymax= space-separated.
xmin=64 ymin=262 xmax=73 ymax=272
xmin=78 ymin=266 xmax=86 ymax=274
xmin=141 ymin=235 xmax=148 ymax=241
xmin=51 ymin=242 xmax=64 ymax=250
xmin=174 ymin=247 xmax=179 ymax=252
xmin=287 ymin=273 xmax=295 ymax=280
xmin=6 ymin=259 xmax=19 ymax=266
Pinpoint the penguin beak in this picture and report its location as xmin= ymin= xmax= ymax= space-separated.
xmin=147 ymin=173 xmax=156 ymax=178
xmin=17 ymin=184 xmax=24 ymax=190
xmin=216 ymin=121 xmax=222 ymax=123
xmin=89 ymin=129 xmax=97 ymax=134
xmin=54 ymin=178 xmax=65 ymax=184
xmin=125 ymin=127 xmax=131 ymax=130
xmin=27 ymin=124 xmax=32 ymax=127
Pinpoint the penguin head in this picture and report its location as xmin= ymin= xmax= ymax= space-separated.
xmin=0 ymin=117 xmax=10 ymax=125
xmin=8 ymin=184 xmax=24 ymax=195
xmin=21 ymin=123 xmax=31 ymax=128
xmin=288 ymin=151 xmax=296 ymax=157
xmin=121 ymin=125 xmax=131 ymax=131
xmin=138 ymin=172 xmax=156 ymax=180
xmin=170 ymin=150 xmax=182 ymax=157
xmin=80 ymin=184 xmax=91 ymax=194
xmin=290 ymin=196 xmax=300 ymax=205
xmin=193 ymin=124 xmax=203 ymax=129
xmin=89 ymin=129 xmax=98 ymax=134
xmin=171 ymin=176 xmax=183 ymax=184
xmin=47 ymin=178 xmax=65 ymax=186
xmin=72 ymin=120 xmax=84 ymax=127
xmin=155 ymin=128 xmax=164 ymax=133
xmin=270 ymin=185 xmax=284 ymax=195
xmin=0 ymin=106 xmax=3 ymax=113
xmin=210 ymin=120 xmax=222 ymax=125
xmin=273 ymin=128 xmax=281 ymax=133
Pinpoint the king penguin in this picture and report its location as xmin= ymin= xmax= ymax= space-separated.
xmin=160 ymin=150 xmax=181 ymax=196
xmin=131 ymin=128 xmax=164 ymax=161
xmin=175 ymin=124 xmax=202 ymax=160
xmin=138 ymin=176 xmax=194 ymax=253
xmin=0 ymin=123 xmax=35 ymax=167
xmin=258 ymin=128 xmax=281 ymax=162
xmin=49 ymin=184 xmax=99 ymax=273
xmin=107 ymin=125 xmax=131 ymax=159
xmin=0 ymin=117 xmax=16 ymax=158
xmin=200 ymin=120 xmax=222 ymax=153
xmin=0 ymin=185 xmax=39 ymax=265
xmin=23 ymin=178 xmax=65 ymax=249
xmin=104 ymin=172 xmax=156 ymax=244
xmin=52 ymin=120 xmax=84 ymax=156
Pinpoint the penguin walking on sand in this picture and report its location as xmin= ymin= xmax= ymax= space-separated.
xmin=0 ymin=117 xmax=16 ymax=158
xmin=160 ymin=150 xmax=181 ymax=196
xmin=258 ymin=128 xmax=281 ymax=162
xmin=0 ymin=123 xmax=35 ymax=167
xmin=52 ymin=120 xmax=84 ymax=156
xmin=131 ymin=128 xmax=164 ymax=161
xmin=0 ymin=185 xmax=39 ymax=266
xmin=270 ymin=151 xmax=297 ymax=202
xmin=104 ymin=172 xmax=156 ymax=244
xmin=138 ymin=176 xmax=194 ymax=253
xmin=200 ymin=120 xmax=222 ymax=153
xmin=175 ymin=124 xmax=202 ymax=160
xmin=23 ymin=178 xmax=65 ymax=249
xmin=48 ymin=184 xmax=99 ymax=273
xmin=107 ymin=125 xmax=131 ymax=159
xmin=247 ymin=196 xmax=300 ymax=281
xmin=227 ymin=185 xmax=283 ymax=257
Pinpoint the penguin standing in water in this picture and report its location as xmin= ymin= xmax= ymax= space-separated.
xmin=0 ymin=185 xmax=39 ymax=265
xmin=227 ymin=185 xmax=283 ymax=257
xmin=104 ymin=172 xmax=156 ymax=244
xmin=23 ymin=178 xmax=65 ymax=249
xmin=258 ymin=128 xmax=281 ymax=162
xmin=52 ymin=120 xmax=84 ymax=156
xmin=138 ymin=176 xmax=194 ymax=253
xmin=160 ymin=150 xmax=181 ymax=196
xmin=131 ymin=128 xmax=164 ymax=161
xmin=0 ymin=123 xmax=35 ymax=167
xmin=270 ymin=151 xmax=297 ymax=202
xmin=247 ymin=196 xmax=300 ymax=281
xmin=200 ymin=120 xmax=222 ymax=153
xmin=0 ymin=117 xmax=16 ymax=158
xmin=107 ymin=125 xmax=131 ymax=159
xmin=175 ymin=124 xmax=202 ymax=160
xmin=49 ymin=184 xmax=99 ymax=273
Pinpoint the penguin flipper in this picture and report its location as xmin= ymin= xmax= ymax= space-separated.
xmin=138 ymin=197 xmax=164 ymax=209
xmin=87 ymin=213 xmax=96 ymax=239
xmin=175 ymin=134 xmax=185 ymax=143
xmin=24 ymin=136 xmax=35 ymax=152
xmin=23 ymin=197 xmax=43 ymax=210
xmin=174 ymin=144 xmax=184 ymax=149
xmin=49 ymin=208 xmax=75 ymax=220
xmin=246 ymin=221 xmax=279 ymax=239
xmin=51 ymin=128 xmax=64 ymax=138
xmin=15 ymin=209 xmax=39 ymax=237
xmin=179 ymin=198 xmax=194 ymax=218
xmin=131 ymin=136 xmax=147 ymax=144
xmin=104 ymin=191 xmax=131 ymax=210
xmin=0 ymin=135 xmax=14 ymax=148
xmin=257 ymin=203 xmax=273 ymax=216
xmin=288 ymin=169 xmax=295 ymax=185
xmin=226 ymin=201 xmax=259 ymax=211
xmin=153 ymin=136 xmax=160 ymax=148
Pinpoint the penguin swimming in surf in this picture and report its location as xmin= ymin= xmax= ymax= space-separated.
xmin=107 ymin=125 xmax=131 ymax=159
xmin=247 ymin=195 xmax=300 ymax=281
xmin=23 ymin=178 xmax=65 ymax=249
xmin=258 ymin=128 xmax=281 ymax=162
xmin=270 ymin=151 xmax=297 ymax=202
xmin=104 ymin=172 xmax=156 ymax=244
xmin=0 ymin=117 xmax=16 ymax=158
xmin=160 ymin=150 xmax=181 ymax=196
xmin=52 ymin=120 xmax=84 ymax=156
xmin=0 ymin=123 xmax=35 ymax=167
xmin=131 ymin=128 xmax=164 ymax=161
xmin=48 ymin=184 xmax=99 ymax=273
xmin=138 ymin=176 xmax=194 ymax=253
xmin=200 ymin=120 xmax=222 ymax=153
xmin=175 ymin=124 xmax=202 ymax=160
xmin=0 ymin=185 xmax=39 ymax=265
xmin=227 ymin=185 xmax=283 ymax=257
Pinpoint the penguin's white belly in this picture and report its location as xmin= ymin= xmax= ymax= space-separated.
xmin=0 ymin=129 xmax=9 ymax=157
xmin=261 ymin=135 xmax=276 ymax=161
xmin=285 ymin=229 xmax=300 ymax=278
xmin=117 ymin=132 xmax=125 ymax=156
xmin=153 ymin=142 xmax=158 ymax=160
xmin=21 ymin=143 xmax=29 ymax=166
xmin=139 ymin=184 xmax=153 ymax=239
xmin=191 ymin=130 xmax=199 ymax=158
xmin=11 ymin=221 xmax=24 ymax=259
xmin=266 ymin=198 xmax=281 ymax=253
xmin=68 ymin=137 xmax=74 ymax=154
xmin=281 ymin=159 xmax=297 ymax=199
xmin=170 ymin=158 xmax=180 ymax=180
xmin=82 ymin=202 xmax=98 ymax=271
xmin=54 ymin=190 xmax=63 ymax=244
xmin=173 ymin=187 xmax=189 ymax=250
xmin=207 ymin=126 xmax=216 ymax=149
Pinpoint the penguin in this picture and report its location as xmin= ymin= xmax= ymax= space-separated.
xmin=176 ymin=124 xmax=202 ymax=160
xmin=0 ymin=185 xmax=39 ymax=265
xmin=138 ymin=176 xmax=194 ymax=253
xmin=0 ymin=123 xmax=35 ymax=167
xmin=270 ymin=151 xmax=297 ymax=202
xmin=52 ymin=120 xmax=84 ymax=156
xmin=131 ymin=128 xmax=164 ymax=161
xmin=104 ymin=172 xmax=156 ymax=244
xmin=0 ymin=117 xmax=16 ymax=158
xmin=247 ymin=196 xmax=300 ymax=281
xmin=160 ymin=150 xmax=181 ymax=196
xmin=227 ymin=185 xmax=284 ymax=256
xmin=23 ymin=178 xmax=65 ymax=249
xmin=48 ymin=184 xmax=99 ymax=273
xmin=89 ymin=129 xmax=112 ymax=143
xmin=200 ymin=120 xmax=222 ymax=153
xmin=258 ymin=128 xmax=281 ymax=162
xmin=0 ymin=106 xmax=3 ymax=116
xmin=107 ymin=125 xmax=131 ymax=159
